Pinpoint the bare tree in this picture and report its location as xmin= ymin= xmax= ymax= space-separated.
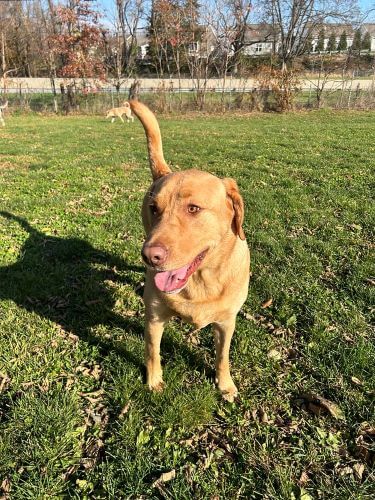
xmin=202 ymin=0 xmax=268 ymax=108
xmin=200 ymin=0 xmax=234 ymax=107
xmin=305 ymin=53 xmax=350 ymax=107
xmin=35 ymin=0 xmax=61 ymax=110
xmin=148 ymin=0 xmax=179 ymax=77
xmin=230 ymin=0 xmax=254 ymax=68
xmin=264 ymin=0 xmax=359 ymax=68
xmin=115 ymin=0 xmax=145 ymax=77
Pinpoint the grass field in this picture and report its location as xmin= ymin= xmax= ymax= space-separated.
xmin=0 ymin=110 xmax=374 ymax=499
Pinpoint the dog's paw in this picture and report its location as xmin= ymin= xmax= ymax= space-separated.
xmin=148 ymin=377 xmax=165 ymax=393
xmin=219 ymin=384 xmax=238 ymax=403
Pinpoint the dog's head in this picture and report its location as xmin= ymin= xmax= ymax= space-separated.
xmin=141 ymin=170 xmax=245 ymax=294
xmin=129 ymin=100 xmax=246 ymax=294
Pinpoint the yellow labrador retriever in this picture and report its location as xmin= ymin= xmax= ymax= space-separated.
xmin=129 ymin=100 xmax=250 ymax=401
xmin=106 ymin=101 xmax=134 ymax=123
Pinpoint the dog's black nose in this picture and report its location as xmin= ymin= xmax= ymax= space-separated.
xmin=142 ymin=244 xmax=167 ymax=267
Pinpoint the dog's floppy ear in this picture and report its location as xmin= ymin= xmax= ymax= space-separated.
xmin=222 ymin=178 xmax=246 ymax=240
xmin=129 ymin=99 xmax=171 ymax=181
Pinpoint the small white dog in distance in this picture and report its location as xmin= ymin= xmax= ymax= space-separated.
xmin=105 ymin=101 xmax=134 ymax=123
xmin=0 ymin=101 xmax=8 ymax=127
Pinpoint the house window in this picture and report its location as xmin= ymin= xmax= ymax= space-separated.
xmin=188 ymin=42 xmax=199 ymax=54
xmin=255 ymin=43 xmax=262 ymax=53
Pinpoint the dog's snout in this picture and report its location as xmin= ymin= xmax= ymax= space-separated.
xmin=142 ymin=244 xmax=167 ymax=267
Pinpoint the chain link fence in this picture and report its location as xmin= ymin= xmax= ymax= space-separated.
xmin=1 ymin=81 xmax=374 ymax=115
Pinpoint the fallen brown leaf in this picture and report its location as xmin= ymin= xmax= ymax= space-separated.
xmin=152 ymin=469 xmax=176 ymax=488
xmin=301 ymin=392 xmax=345 ymax=420
xmin=337 ymin=465 xmax=353 ymax=477
xmin=0 ymin=478 xmax=10 ymax=493
xmin=90 ymin=364 xmax=102 ymax=381
xmin=179 ymin=438 xmax=194 ymax=447
xmin=261 ymin=298 xmax=273 ymax=309
xmin=242 ymin=311 xmax=256 ymax=322
xmin=342 ymin=333 xmax=354 ymax=343
xmin=251 ymin=407 xmax=271 ymax=424
xmin=61 ymin=464 xmax=79 ymax=482
xmin=285 ymin=347 xmax=298 ymax=359
xmin=0 ymin=374 xmax=10 ymax=393
xmin=21 ymin=381 xmax=34 ymax=389
xmin=353 ymin=463 xmax=365 ymax=481
xmin=81 ymin=437 xmax=104 ymax=471
xmin=359 ymin=422 xmax=375 ymax=436
xmin=267 ymin=349 xmax=282 ymax=361
xmin=187 ymin=329 xmax=200 ymax=345
xmin=298 ymin=471 xmax=309 ymax=486
xmin=308 ymin=402 xmax=323 ymax=417
xmin=351 ymin=376 xmax=363 ymax=386
xmin=355 ymin=422 xmax=375 ymax=465
xmin=119 ymin=401 xmax=131 ymax=419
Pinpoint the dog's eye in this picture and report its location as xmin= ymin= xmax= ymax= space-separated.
xmin=187 ymin=204 xmax=201 ymax=214
xmin=149 ymin=204 xmax=158 ymax=215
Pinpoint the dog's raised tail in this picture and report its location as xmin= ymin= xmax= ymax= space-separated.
xmin=129 ymin=100 xmax=171 ymax=180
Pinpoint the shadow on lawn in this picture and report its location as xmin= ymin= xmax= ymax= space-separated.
xmin=0 ymin=210 xmax=146 ymax=370
xmin=0 ymin=211 xmax=208 ymax=377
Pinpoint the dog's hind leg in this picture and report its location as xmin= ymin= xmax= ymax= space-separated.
xmin=213 ymin=317 xmax=238 ymax=402
xmin=119 ymin=114 xmax=125 ymax=123
xmin=111 ymin=117 xmax=115 ymax=123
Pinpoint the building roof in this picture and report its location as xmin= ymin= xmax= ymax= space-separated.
xmin=363 ymin=23 xmax=375 ymax=35
xmin=312 ymin=23 xmax=354 ymax=36
xmin=243 ymin=24 xmax=275 ymax=43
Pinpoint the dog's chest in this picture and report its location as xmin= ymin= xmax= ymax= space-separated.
xmin=163 ymin=280 xmax=235 ymax=329
xmin=169 ymin=300 xmax=219 ymax=329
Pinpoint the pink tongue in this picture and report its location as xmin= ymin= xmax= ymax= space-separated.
xmin=154 ymin=264 xmax=189 ymax=292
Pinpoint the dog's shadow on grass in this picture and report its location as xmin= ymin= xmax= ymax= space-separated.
xmin=0 ymin=210 xmax=147 ymax=370
xmin=0 ymin=211 xmax=209 ymax=379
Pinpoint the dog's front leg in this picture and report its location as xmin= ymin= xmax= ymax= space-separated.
xmin=144 ymin=317 xmax=167 ymax=392
xmin=213 ymin=318 xmax=238 ymax=402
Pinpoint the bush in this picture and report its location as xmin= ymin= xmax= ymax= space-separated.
xmin=256 ymin=67 xmax=301 ymax=112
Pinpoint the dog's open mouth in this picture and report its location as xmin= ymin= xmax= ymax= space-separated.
xmin=154 ymin=249 xmax=208 ymax=294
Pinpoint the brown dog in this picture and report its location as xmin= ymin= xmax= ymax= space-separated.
xmin=106 ymin=101 xmax=134 ymax=123
xmin=129 ymin=100 xmax=250 ymax=401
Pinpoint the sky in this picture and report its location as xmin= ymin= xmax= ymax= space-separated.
xmin=361 ymin=1 xmax=375 ymax=21
xmin=96 ymin=0 xmax=375 ymax=25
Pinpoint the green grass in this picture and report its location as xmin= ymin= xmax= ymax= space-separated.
xmin=0 ymin=111 xmax=374 ymax=498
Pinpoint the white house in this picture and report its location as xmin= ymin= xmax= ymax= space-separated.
xmin=133 ymin=22 xmax=375 ymax=63
xmin=241 ymin=24 xmax=278 ymax=56
xmin=303 ymin=23 xmax=375 ymax=53
xmin=240 ymin=22 xmax=375 ymax=55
